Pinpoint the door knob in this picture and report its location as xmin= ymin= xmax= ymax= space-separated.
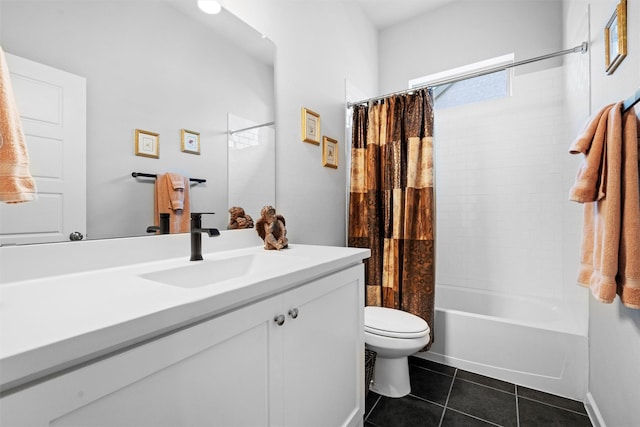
xmin=69 ymin=231 xmax=84 ymax=241
xmin=288 ymin=308 xmax=299 ymax=319
xmin=274 ymin=314 xmax=285 ymax=326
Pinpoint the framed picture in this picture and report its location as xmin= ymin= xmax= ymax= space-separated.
xmin=134 ymin=129 xmax=159 ymax=158
xmin=301 ymin=107 xmax=320 ymax=145
xmin=604 ymin=0 xmax=627 ymax=74
xmin=322 ymin=136 xmax=338 ymax=169
xmin=181 ymin=129 xmax=201 ymax=154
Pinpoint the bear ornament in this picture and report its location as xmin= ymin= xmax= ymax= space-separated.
xmin=227 ymin=206 xmax=254 ymax=229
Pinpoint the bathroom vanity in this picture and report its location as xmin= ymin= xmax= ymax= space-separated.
xmin=0 ymin=231 xmax=369 ymax=426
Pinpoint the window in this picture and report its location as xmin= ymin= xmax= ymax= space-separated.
xmin=409 ymin=54 xmax=513 ymax=109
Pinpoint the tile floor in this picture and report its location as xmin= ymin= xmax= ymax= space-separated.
xmin=364 ymin=357 xmax=592 ymax=427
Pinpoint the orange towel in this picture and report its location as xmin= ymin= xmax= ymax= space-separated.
xmin=154 ymin=173 xmax=191 ymax=233
xmin=167 ymin=172 xmax=186 ymax=211
xmin=0 ymin=46 xmax=37 ymax=203
xmin=569 ymin=104 xmax=614 ymax=203
xmin=569 ymin=102 xmax=640 ymax=308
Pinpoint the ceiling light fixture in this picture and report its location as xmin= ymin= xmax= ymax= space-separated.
xmin=197 ymin=0 xmax=222 ymax=15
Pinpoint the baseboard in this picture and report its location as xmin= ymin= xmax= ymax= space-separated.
xmin=585 ymin=392 xmax=606 ymax=427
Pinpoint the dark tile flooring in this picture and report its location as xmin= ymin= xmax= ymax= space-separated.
xmin=365 ymin=357 xmax=592 ymax=427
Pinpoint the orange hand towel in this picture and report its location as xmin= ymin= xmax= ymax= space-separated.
xmin=154 ymin=173 xmax=191 ymax=233
xmin=569 ymin=103 xmax=614 ymax=203
xmin=166 ymin=172 xmax=186 ymax=210
xmin=0 ymin=46 xmax=37 ymax=203
xmin=569 ymin=102 xmax=640 ymax=308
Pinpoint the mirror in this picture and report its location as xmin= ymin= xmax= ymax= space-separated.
xmin=0 ymin=0 xmax=275 ymax=243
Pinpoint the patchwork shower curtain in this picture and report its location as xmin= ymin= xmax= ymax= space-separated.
xmin=348 ymin=88 xmax=435 ymax=349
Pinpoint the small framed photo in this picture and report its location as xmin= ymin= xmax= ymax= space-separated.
xmin=322 ymin=136 xmax=338 ymax=169
xmin=134 ymin=129 xmax=159 ymax=158
xmin=181 ymin=129 xmax=201 ymax=155
xmin=301 ymin=107 xmax=320 ymax=145
xmin=604 ymin=0 xmax=627 ymax=74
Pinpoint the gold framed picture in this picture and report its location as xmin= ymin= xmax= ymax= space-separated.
xmin=134 ymin=129 xmax=159 ymax=158
xmin=181 ymin=129 xmax=200 ymax=154
xmin=322 ymin=136 xmax=338 ymax=169
xmin=605 ymin=0 xmax=627 ymax=74
xmin=301 ymin=107 xmax=320 ymax=145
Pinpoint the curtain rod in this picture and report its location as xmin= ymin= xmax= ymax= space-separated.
xmin=347 ymin=42 xmax=588 ymax=108
xmin=229 ymin=121 xmax=275 ymax=135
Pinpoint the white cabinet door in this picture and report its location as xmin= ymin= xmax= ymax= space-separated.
xmin=0 ymin=295 xmax=283 ymax=427
xmin=282 ymin=264 xmax=365 ymax=427
xmin=0 ymin=54 xmax=86 ymax=245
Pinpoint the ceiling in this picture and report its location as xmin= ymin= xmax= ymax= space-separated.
xmin=354 ymin=0 xmax=456 ymax=29
xmin=166 ymin=0 xmax=275 ymax=65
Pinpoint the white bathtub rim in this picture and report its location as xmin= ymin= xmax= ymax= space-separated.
xmin=434 ymin=307 xmax=584 ymax=336
xmin=434 ymin=284 xmax=587 ymax=336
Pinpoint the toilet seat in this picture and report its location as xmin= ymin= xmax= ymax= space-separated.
xmin=365 ymin=306 xmax=429 ymax=339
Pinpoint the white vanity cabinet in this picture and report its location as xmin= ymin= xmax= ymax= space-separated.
xmin=0 ymin=264 xmax=365 ymax=427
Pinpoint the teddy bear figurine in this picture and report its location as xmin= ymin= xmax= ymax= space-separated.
xmin=227 ymin=206 xmax=254 ymax=229
xmin=256 ymin=205 xmax=288 ymax=250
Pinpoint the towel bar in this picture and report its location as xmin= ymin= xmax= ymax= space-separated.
xmin=131 ymin=172 xmax=206 ymax=184
xmin=622 ymin=88 xmax=640 ymax=113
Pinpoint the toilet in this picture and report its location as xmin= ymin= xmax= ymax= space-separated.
xmin=364 ymin=306 xmax=430 ymax=398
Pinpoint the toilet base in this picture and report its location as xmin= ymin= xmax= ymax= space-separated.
xmin=370 ymin=355 xmax=411 ymax=398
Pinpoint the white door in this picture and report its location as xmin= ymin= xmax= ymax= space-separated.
xmin=0 ymin=53 xmax=86 ymax=245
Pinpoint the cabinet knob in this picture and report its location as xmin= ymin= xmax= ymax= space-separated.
xmin=288 ymin=308 xmax=299 ymax=319
xmin=274 ymin=314 xmax=285 ymax=326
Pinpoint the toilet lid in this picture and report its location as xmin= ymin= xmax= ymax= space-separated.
xmin=364 ymin=306 xmax=430 ymax=339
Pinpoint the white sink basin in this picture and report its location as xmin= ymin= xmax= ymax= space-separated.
xmin=140 ymin=252 xmax=306 ymax=288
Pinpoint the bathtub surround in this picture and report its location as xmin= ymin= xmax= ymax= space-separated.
xmin=348 ymin=89 xmax=436 ymax=348
xmin=569 ymin=103 xmax=640 ymax=309
xmin=0 ymin=46 xmax=36 ymax=204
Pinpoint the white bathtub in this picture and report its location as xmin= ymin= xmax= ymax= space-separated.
xmin=416 ymin=285 xmax=588 ymax=400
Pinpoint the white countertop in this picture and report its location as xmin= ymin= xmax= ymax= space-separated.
xmin=0 ymin=243 xmax=369 ymax=392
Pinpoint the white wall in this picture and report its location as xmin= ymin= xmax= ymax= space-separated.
xmin=378 ymin=0 xmax=564 ymax=95
xmin=220 ymin=0 xmax=379 ymax=246
xmin=564 ymin=1 xmax=640 ymax=426
xmin=1 ymin=1 xmax=274 ymax=237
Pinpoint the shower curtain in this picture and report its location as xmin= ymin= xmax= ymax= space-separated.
xmin=348 ymin=88 xmax=435 ymax=349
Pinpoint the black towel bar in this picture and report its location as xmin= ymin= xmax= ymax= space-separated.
xmin=131 ymin=172 xmax=206 ymax=184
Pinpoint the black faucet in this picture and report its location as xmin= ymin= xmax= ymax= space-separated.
xmin=190 ymin=212 xmax=220 ymax=261
xmin=146 ymin=213 xmax=171 ymax=234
